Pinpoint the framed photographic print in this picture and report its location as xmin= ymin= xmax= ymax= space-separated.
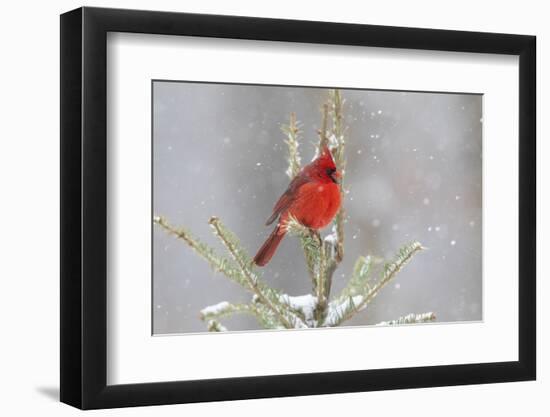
xmin=60 ymin=6 xmax=536 ymax=410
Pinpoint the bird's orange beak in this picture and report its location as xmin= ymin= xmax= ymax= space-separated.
xmin=331 ymin=170 xmax=342 ymax=184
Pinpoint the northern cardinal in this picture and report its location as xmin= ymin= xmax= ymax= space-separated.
xmin=253 ymin=146 xmax=342 ymax=266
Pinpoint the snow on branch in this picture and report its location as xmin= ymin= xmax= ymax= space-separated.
xmin=207 ymin=320 xmax=228 ymax=332
xmin=200 ymin=301 xmax=289 ymax=330
xmin=376 ymin=312 xmax=436 ymax=326
xmin=200 ymin=301 xmax=248 ymax=320
xmin=323 ymin=295 xmax=366 ymax=327
xmin=278 ymin=294 xmax=318 ymax=327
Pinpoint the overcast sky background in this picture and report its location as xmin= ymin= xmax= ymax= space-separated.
xmin=152 ymin=81 xmax=482 ymax=335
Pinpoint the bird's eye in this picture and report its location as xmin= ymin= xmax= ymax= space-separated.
xmin=326 ymin=168 xmax=335 ymax=176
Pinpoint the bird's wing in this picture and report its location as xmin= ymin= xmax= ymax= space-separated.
xmin=265 ymin=174 xmax=310 ymax=225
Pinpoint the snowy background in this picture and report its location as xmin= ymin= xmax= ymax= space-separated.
xmin=152 ymin=81 xmax=482 ymax=335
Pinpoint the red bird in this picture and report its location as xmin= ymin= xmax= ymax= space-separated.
xmin=253 ymin=146 xmax=342 ymax=266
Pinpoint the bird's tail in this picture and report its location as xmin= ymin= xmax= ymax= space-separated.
xmin=253 ymin=225 xmax=286 ymax=267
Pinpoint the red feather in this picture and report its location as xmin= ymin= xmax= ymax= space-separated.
xmin=253 ymin=146 xmax=342 ymax=266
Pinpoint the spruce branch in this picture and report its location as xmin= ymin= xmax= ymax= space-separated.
xmin=311 ymin=92 xmax=347 ymax=320
xmin=282 ymin=112 xmax=302 ymax=179
xmin=251 ymin=297 xmax=289 ymax=329
xmin=377 ymin=312 xmax=436 ymax=326
xmin=208 ymin=216 xmax=305 ymax=329
xmin=284 ymin=216 xmax=327 ymax=316
xmin=329 ymin=89 xmax=346 ymax=263
xmin=284 ymin=215 xmax=321 ymax=294
xmin=208 ymin=217 xmax=256 ymax=282
xmin=153 ymin=216 xmax=243 ymax=284
xmin=322 ymin=231 xmax=338 ymax=299
xmin=207 ymin=320 xmax=228 ymax=332
xmin=379 ymin=242 xmax=425 ymax=291
xmin=339 ymin=255 xmax=373 ymax=300
xmin=200 ymin=301 xmax=253 ymax=320
xmin=317 ymin=103 xmax=330 ymax=152
xmin=200 ymin=301 xmax=284 ymax=329
xmin=314 ymin=230 xmax=328 ymax=322
xmin=325 ymin=242 xmax=425 ymax=326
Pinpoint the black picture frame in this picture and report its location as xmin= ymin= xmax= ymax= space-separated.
xmin=60 ymin=6 xmax=536 ymax=410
